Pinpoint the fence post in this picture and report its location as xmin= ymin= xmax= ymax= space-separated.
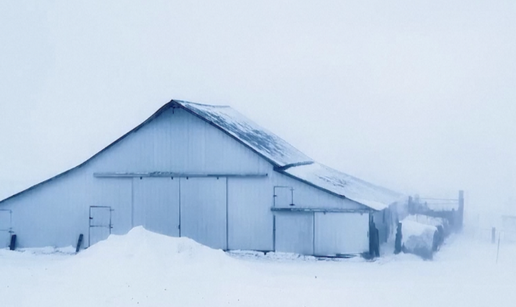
xmin=496 ymin=235 xmax=501 ymax=263
xmin=394 ymin=222 xmax=402 ymax=254
xmin=492 ymin=227 xmax=496 ymax=244
xmin=458 ymin=190 xmax=464 ymax=231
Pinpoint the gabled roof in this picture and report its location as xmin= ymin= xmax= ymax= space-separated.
xmin=173 ymin=101 xmax=313 ymax=167
xmin=283 ymin=162 xmax=403 ymax=210
xmin=0 ymin=100 xmax=402 ymax=210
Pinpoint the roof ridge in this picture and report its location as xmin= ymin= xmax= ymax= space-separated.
xmin=172 ymin=100 xmax=230 ymax=108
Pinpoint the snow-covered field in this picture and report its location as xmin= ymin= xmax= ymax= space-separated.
xmin=1 ymin=227 xmax=515 ymax=307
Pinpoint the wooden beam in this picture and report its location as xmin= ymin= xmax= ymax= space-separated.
xmin=271 ymin=207 xmax=370 ymax=213
xmin=94 ymin=172 xmax=268 ymax=178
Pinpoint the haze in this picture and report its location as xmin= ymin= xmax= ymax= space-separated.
xmin=1 ymin=1 xmax=515 ymax=227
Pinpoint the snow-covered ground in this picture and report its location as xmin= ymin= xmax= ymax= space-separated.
xmin=1 ymin=227 xmax=515 ymax=307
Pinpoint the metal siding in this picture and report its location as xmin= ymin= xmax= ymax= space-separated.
xmin=133 ymin=177 xmax=180 ymax=237
xmin=180 ymin=177 xmax=227 ymax=249
xmin=89 ymin=206 xmax=112 ymax=246
xmin=314 ymin=212 xmax=369 ymax=255
xmin=0 ymin=167 xmax=93 ymax=248
xmin=93 ymin=178 xmax=133 ymax=237
xmin=275 ymin=212 xmax=314 ymax=254
xmin=0 ymin=210 xmax=11 ymax=247
xmin=274 ymin=186 xmax=293 ymax=207
xmin=271 ymin=172 xmax=364 ymax=210
xmin=0 ymin=210 xmax=10 ymax=231
xmin=89 ymin=108 xmax=271 ymax=175
xmin=227 ymin=178 xmax=273 ymax=251
xmin=0 ymin=107 xmax=272 ymax=249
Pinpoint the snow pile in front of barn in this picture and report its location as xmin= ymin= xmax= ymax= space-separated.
xmin=78 ymin=226 xmax=231 ymax=265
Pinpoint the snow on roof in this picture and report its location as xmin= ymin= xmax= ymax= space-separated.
xmin=175 ymin=101 xmax=313 ymax=167
xmin=284 ymin=162 xmax=403 ymax=210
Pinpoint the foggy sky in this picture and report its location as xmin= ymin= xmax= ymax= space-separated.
xmin=1 ymin=1 xmax=515 ymax=225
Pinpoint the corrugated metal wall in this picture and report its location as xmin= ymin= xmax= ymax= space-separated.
xmin=180 ymin=177 xmax=227 ymax=249
xmin=0 ymin=107 xmax=372 ymax=256
xmin=314 ymin=212 xmax=369 ymax=255
xmin=275 ymin=212 xmax=314 ymax=254
xmin=228 ymin=177 xmax=273 ymax=251
xmin=89 ymin=108 xmax=272 ymax=174
xmin=0 ymin=167 xmax=94 ymax=247
xmin=271 ymin=172 xmax=365 ymax=210
xmin=0 ymin=108 xmax=273 ymax=248
xmin=0 ymin=209 xmax=11 ymax=247
xmin=133 ymin=177 xmax=180 ymax=237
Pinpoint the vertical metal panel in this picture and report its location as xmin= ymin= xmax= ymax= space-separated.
xmin=314 ymin=212 xmax=369 ymax=256
xmin=89 ymin=108 xmax=272 ymax=175
xmin=275 ymin=212 xmax=314 ymax=254
xmin=180 ymin=177 xmax=227 ymax=249
xmin=0 ymin=209 xmax=11 ymax=230
xmin=0 ymin=167 xmax=94 ymax=248
xmin=0 ymin=209 xmax=11 ymax=248
xmin=94 ymin=178 xmax=133 ymax=236
xmin=272 ymin=172 xmax=363 ymax=210
xmin=0 ymin=107 xmax=275 ymax=249
xmin=227 ymin=178 xmax=273 ymax=251
xmin=133 ymin=177 xmax=180 ymax=237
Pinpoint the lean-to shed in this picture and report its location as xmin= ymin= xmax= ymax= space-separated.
xmin=0 ymin=100 xmax=402 ymax=256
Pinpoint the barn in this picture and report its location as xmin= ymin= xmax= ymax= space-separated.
xmin=0 ymin=100 xmax=402 ymax=256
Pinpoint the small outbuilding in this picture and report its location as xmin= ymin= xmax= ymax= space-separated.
xmin=0 ymin=100 xmax=402 ymax=256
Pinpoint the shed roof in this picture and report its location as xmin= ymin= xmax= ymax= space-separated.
xmin=283 ymin=162 xmax=403 ymax=210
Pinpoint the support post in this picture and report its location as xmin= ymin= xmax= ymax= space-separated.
xmin=458 ymin=190 xmax=464 ymax=231
xmin=394 ymin=222 xmax=402 ymax=254
xmin=76 ymin=234 xmax=84 ymax=253
xmin=496 ymin=235 xmax=501 ymax=263
xmin=9 ymin=234 xmax=16 ymax=251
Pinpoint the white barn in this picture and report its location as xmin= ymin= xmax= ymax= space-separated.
xmin=0 ymin=100 xmax=402 ymax=256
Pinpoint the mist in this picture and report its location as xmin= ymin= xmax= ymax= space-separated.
xmin=1 ymin=0 xmax=515 ymax=228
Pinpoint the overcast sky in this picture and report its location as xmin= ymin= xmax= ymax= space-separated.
xmin=1 ymin=1 xmax=515 ymax=224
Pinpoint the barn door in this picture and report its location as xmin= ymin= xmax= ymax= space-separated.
xmin=0 ymin=209 xmax=12 ymax=248
xmin=89 ymin=206 xmax=112 ymax=246
xmin=132 ymin=177 xmax=180 ymax=237
xmin=180 ymin=177 xmax=227 ymax=249
xmin=314 ymin=212 xmax=369 ymax=256
xmin=274 ymin=212 xmax=314 ymax=254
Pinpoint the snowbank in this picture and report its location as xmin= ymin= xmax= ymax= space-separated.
xmin=77 ymin=226 xmax=235 ymax=268
xmin=2 ymin=229 xmax=516 ymax=307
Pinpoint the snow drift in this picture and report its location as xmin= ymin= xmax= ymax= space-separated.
xmin=76 ymin=226 xmax=237 ymax=270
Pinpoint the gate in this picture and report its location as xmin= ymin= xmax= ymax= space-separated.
xmin=89 ymin=206 xmax=112 ymax=247
xmin=0 ymin=209 xmax=12 ymax=248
